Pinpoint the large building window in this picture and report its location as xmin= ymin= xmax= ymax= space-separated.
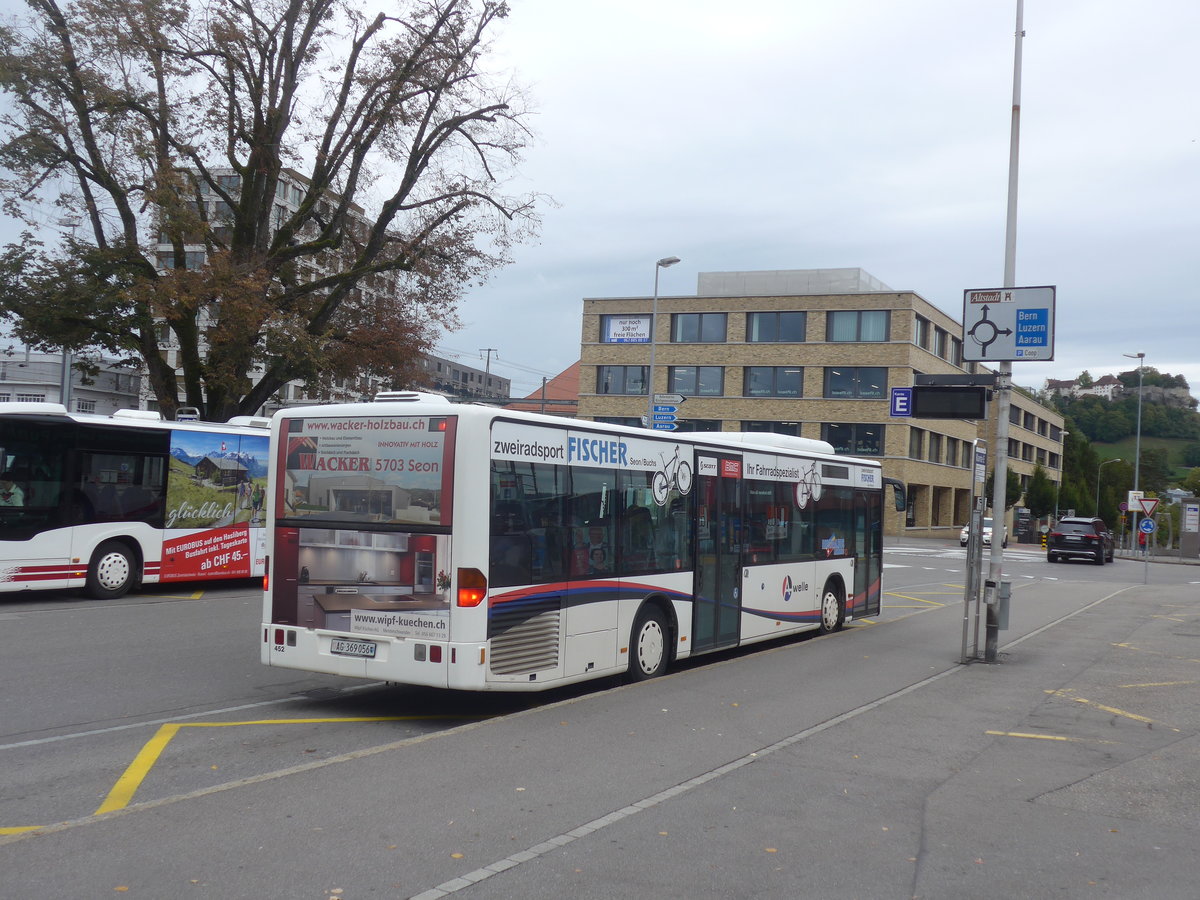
xmin=934 ymin=327 xmax=949 ymax=359
xmin=822 ymin=423 xmax=883 ymax=456
xmin=747 ymin=311 xmax=806 ymax=342
xmin=668 ymin=366 xmax=723 ymax=396
xmin=673 ymin=419 xmax=721 ymax=432
xmin=824 ymin=367 xmax=886 ymax=399
xmin=744 ymin=366 xmax=803 ymax=397
xmin=671 ymin=313 xmax=727 ymax=343
xmin=827 ymin=309 xmax=890 ymax=342
xmin=741 ymin=421 xmax=800 ymax=436
xmin=909 ymin=427 xmax=925 ymax=459
xmin=597 ymin=365 xmax=648 ymax=395
xmin=915 ymin=315 xmax=931 ymax=350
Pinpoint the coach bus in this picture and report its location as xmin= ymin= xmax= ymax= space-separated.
xmin=262 ymin=392 xmax=904 ymax=691
xmin=0 ymin=402 xmax=269 ymax=599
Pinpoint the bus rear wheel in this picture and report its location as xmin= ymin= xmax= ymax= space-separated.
xmin=817 ymin=581 xmax=845 ymax=635
xmin=628 ymin=605 xmax=669 ymax=681
xmin=86 ymin=541 xmax=136 ymax=600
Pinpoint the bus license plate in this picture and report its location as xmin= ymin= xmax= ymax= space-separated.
xmin=330 ymin=638 xmax=377 ymax=658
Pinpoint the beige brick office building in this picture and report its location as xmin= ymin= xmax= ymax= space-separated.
xmin=576 ymin=269 xmax=1064 ymax=539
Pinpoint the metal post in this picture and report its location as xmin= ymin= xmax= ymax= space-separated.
xmin=1123 ymin=353 xmax=1145 ymax=550
xmin=962 ymin=439 xmax=987 ymax=664
xmin=985 ymin=0 xmax=1024 ymax=664
xmin=646 ymin=256 xmax=680 ymax=428
xmin=60 ymin=349 xmax=73 ymax=409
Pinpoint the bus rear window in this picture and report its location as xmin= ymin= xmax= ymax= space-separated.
xmin=278 ymin=415 xmax=455 ymax=528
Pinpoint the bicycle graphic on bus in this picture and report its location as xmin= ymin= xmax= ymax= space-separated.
xmin=651 ymin=445 xmax=694 ymax=506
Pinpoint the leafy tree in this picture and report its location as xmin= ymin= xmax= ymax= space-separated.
xmin=1139 ymin=448 xmax=1172 ymax=494
xmin=1094 ymin=408 xmax=1132 ymax=443
xmin=1076 ymin=370 xmax=1094 ymax=388
xmin=0 ymin=0 xmax=539 ymax=420
xmin=985 ymin=467 xmax=1023 ymax=511
xmin=1184 ymin=444 xmax=1200 ymax=468
xmin=1024 ymin=464 xmax=1057 ymax=519
xmin=1182 ymin=468 xmax=1200 ymax=496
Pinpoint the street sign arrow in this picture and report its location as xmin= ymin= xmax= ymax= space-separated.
xmin=653 ymin=393 xmax=686 ymax=404
xmin=651 ymin=422 xmax=677 ymax=431
xmin=652 ymin=405 xmax=677 ymax=414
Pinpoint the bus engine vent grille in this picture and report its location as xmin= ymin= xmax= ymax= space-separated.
xmin=488 ymin=598 xmax=561 ymax=675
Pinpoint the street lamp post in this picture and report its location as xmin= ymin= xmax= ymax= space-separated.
xmin=1123 ymin=351 xmax=1146 ymax=546
xmin=1122 ymin=352 xmax=1145 ymax=493
xmin=645 ymin=256 xmax=681 ymax=429
xmin=1095 ymin=457 xmax=1121 ymax=516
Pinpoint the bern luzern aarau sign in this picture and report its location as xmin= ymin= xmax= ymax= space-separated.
xmin=962 ymin=285 xmax=1056 ymax=362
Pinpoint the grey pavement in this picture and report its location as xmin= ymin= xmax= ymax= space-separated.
xmin=3 ymin=571 xmax=1199 ymax=898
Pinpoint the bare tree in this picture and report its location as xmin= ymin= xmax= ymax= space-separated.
xmin=0 ymin=0 xmax=538 ymax=419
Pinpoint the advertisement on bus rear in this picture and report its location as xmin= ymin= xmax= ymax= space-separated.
xmin=277 ymin=415 xmax=455 ymax=527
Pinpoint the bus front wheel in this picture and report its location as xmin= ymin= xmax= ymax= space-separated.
xmin=86 ymin=541 xmax=136 ymax=600
xmin=628 ymin=605 xmax=669 ymax=681
xmin=817 ymin=581 xmax=845 ymax=635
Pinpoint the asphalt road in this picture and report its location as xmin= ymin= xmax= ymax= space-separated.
xmin=3 ymin=540 xmax=1199 ymax=898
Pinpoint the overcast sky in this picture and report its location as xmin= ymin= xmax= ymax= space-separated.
xmin=449 ymin=0 xmax=1199 ymax=399
xmin=1 ymin=1 xmax=1195 ymax=403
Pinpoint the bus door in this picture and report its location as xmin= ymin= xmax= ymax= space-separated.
xmin=852 ymin=487 xmax=883 ymax=618
xmin=692 ymin=454 xmax=742 ymax=652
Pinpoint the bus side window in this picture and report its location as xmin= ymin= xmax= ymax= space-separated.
xmin=490 ymin=501 xmax=532 ymax=588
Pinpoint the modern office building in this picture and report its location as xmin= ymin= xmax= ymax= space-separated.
xmin=576 ymin=268 xmax=1064 ymax=538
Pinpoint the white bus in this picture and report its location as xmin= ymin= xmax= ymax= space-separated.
xmin=0 ymin=403 xmax=270 ymax=599
xmin=262 ymin=393 xmax=904 ymax=691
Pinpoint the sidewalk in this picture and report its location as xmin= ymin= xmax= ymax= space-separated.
xmin=1113 ymin=548 xmax=1200 ymax=565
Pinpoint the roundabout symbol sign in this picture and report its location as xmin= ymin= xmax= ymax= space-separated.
xmin=962 ymin=285 xmax=1056 ymax=362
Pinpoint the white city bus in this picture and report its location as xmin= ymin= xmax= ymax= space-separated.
xmin=262 ymin=393 xmax=904 ymax=691
xmin=0 ymin=403 xmax=269 ymax=598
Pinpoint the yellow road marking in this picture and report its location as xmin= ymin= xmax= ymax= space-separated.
xmin=0 ymin=826 xmax=41 ymax=835
xmin=95 ymin=724 xmax=181 ymax=815
xmin=1118 ymin=681 xmax=1198 ymax=688
xmin=885 ymin=592 xmax=945 ymax=606
xmin=986 ymin=730 xmax=1116 ymax=744
xmin=93 ymin=716 xmax=474 ymax=816
xmin=1043 ymin=690 xmax=1180 ymax=732
xmin=1112 ymin=642 xmax=1200 ymax=664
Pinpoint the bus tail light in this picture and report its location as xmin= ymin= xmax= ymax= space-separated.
xmin=263 ymin=555 xmax=270 ymax=592
xmin=457 ymin=568 xmax=487 ymax=607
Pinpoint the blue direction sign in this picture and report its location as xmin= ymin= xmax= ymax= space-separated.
xmin=890 ymin=387 xmax=913 ymax=417
xmin=1139 ymin=518 xmax=1157 ymax=534
xmin=651 ymin=413 xmax=676 ymax=422
xmin=652 ymin=422 xmax=677 ymax=431
xmin=652 ymin=405 xmax=678 ymax=414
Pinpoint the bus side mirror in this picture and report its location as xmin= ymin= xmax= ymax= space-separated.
xmin=883 ymin=477 xmax=906 ymax=512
